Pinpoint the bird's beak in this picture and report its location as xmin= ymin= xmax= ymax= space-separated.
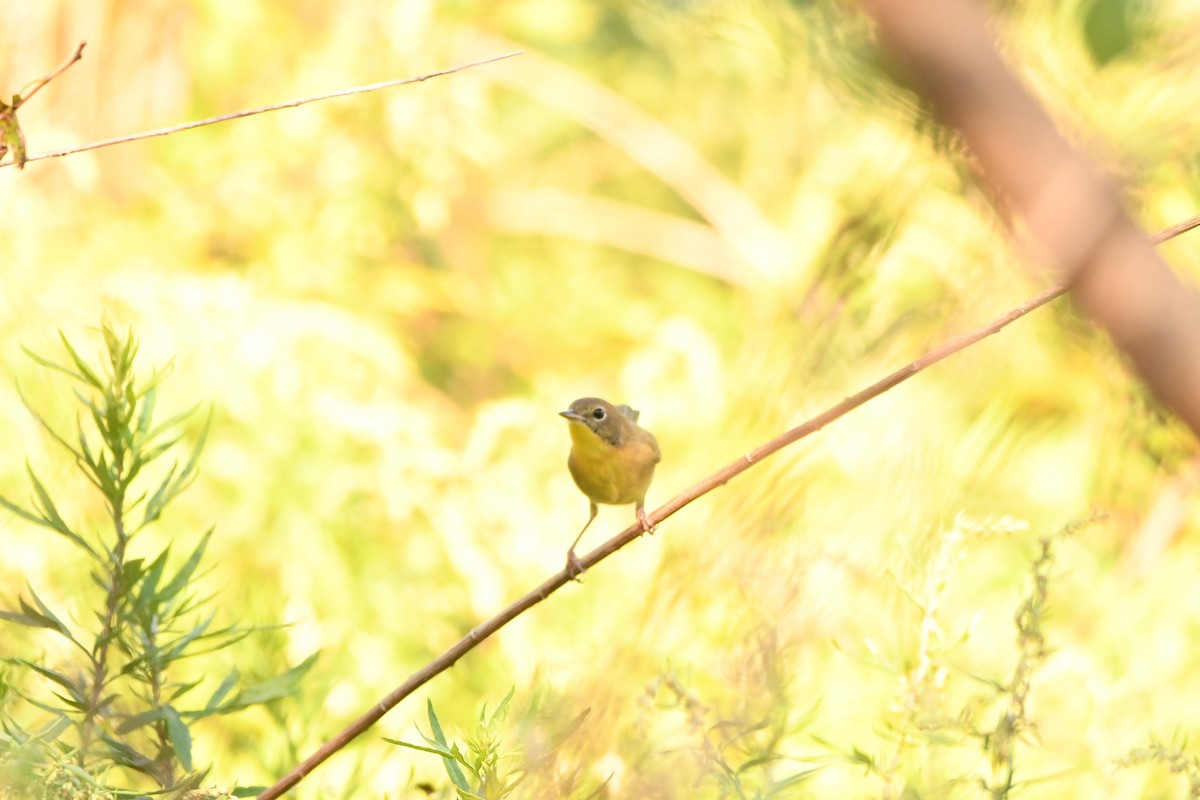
xmin=559 ymin=410 xmax=585 ymax=422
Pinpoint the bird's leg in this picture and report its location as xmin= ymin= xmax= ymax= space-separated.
xmin=636 ymin=501 xmax=655 ymax=535
xmin=566 ymin=502 xmax=598 ymax=580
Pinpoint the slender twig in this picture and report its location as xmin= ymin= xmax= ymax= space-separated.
xmin=0 ymin=51 xmax=521 ymax=170
xmin=1 ymin=42 xmax=86 ymax=170
xmin=256 ymin=213 xmax=1200 ymax=799
xmin=14 ymin=41 xmax=87 ymax=109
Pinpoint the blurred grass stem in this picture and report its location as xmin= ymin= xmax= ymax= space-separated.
xmin=1 ymin=51 xmax=521 ymax=169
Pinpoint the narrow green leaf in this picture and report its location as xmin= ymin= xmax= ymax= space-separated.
xmin=140 ymin=415 xmax=210 ymax=530
xmin=26 ymin=466 xmax=71 ymax=534
xmin=164 ymin=705 xmax=193 ymax=771
xmin=123 ymin=378 xmax=138 ymax=419
xmin=428 ymin=700 xmax=471 ymax=792
xmin=542 ymin=706 xmax=590 ymax=752
xmin=124 ymin=453 xmax=146 ymax=488
xmin=0 ymin=604 xmax=65 ymax=634
xmin=134 ymin=546 xmax=171 ymax=613
xmin=19 ymin=588 xmax=73 ymax=639
xmin=0 ymin=493 xmax=55 ymax=533
xmin=176 ymin=411 xmax=210 ymax=483
xmin=145 ymin=402 xmax=201 ymax=443
xmin=428 ymin=700 xmax=451 ymax=746
xmin=161 ymin=620 xmax=256 ymax=659
xmin=203 ymin=668 xmax=240 ymax=714
xmin=766 ymin=768 xmax=821 ymax=795
xmin=487 ymin=686 xmax=515 ymax=731
xmin=115 ymin=707 xmax=163 ymax=734
xmin=77 ymin=418 xmax=98 ymax=470
xmin=15 ymin=385 xmax=85 ymax=461
xmin=387 ymin=738 xmax=458 ymax=759
xmin=20 ymin=344 xmax=93 ymax=386
xmin=141 ymin=463 xmax=179 ymax=528
xmin=167 ymin=676 xmax=204 ymax=704
xmin=19 ymin=660 xmax=86 ymax=705
xmin=73 ymin=387 xmax=103 ymax=419
xmin=160 ymin=614 xmax=215 ymax=662
xmin=90 ymin=568 xmax=110 ymax=595
xmin=40 ymin=714 xmax=73 ymax=743
xmin=139 ymin=434 xmax=184 ymax=467
xmin=123 ymin=488 xmax=148 ymax=514
xmin=48 ymin=690 xmax=89 ymax=712
xmin=0 ymin=467 xmax=93 ymax=555
xmin=135 ymin=362 xmax=173 ymax=402
xmin=735 ymin=754 xmax=780 ymax=775
xmin=56 ymin=330 xmax=104 ymax=388
xmin=90 ymin=404 xmax=108 ymax=443
xmin=163 ymin=768 xmax=211 ymax=797
xmin=0 ymin=607 xmax=38 ymax=630
xmin=227 ymin=652 xmax=319 ymax=709
xmin=119 ymin=324 xmax=139 ymax=374
xmin=21 ymin=467 xmax=94 ymax=553
xmin=117 ymin=557 xmax=147 ymax=598
xmin=100 ymin=734 xmax=155 ymax=772
xmin=157 ymin=528 xmax=212 ymax=604
xmin=9 ymin=688 xmax=78 ymax=715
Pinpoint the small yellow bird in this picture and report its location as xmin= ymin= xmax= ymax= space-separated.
xmin=560 ymin=397 xmax=661 ymax=576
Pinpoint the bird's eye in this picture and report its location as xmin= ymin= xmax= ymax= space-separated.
xmin=592 ymin=407 xmax=606 ymax=420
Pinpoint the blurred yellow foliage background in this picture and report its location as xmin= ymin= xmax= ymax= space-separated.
xmin=3 ymin=1 xmax=1200 ymax=797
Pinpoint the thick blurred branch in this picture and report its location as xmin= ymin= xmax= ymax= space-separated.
xmin=0 ymin=51 xmax=521 ymax=169
xmin=862 ymin=0 xmax=1200 ymax=439
xmin=258 ymin=212 xmax=1200 ymax=799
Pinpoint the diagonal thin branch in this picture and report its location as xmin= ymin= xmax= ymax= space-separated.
xmin=13 ymin=41 xmax=87 ymax=109
xmin=1 ymin=51 xmax=521 ymax=170
xmin=256 ymin=213 xmax=1200 ymax=800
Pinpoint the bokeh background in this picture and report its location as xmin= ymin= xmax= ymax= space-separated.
xmin=3 ymin=0 xmax=1200 ymax=797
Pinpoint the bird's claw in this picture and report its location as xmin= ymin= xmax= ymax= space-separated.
xmin=566 ymin=549 xmax=586 ymax=581
xmin=637 ymin=508 xmax=656 ymax=535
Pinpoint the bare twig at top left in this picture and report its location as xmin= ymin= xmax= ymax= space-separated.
xmin=0 ymin=50 xmax=522 ymax=171
xmin=0 ymin=41 xmax=87 ymax=170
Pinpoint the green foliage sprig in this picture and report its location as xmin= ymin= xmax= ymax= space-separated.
xmin=964 ymin=519 xmax=1090 ymax=798
xmin=643 ymin=667 xmax=819 ymax=799
xmin=388 ymin=690 xmax=597 ymax=800
xmin=1119 ymin=734 xmax=1200 ymax=798
xmin=817 ymin=516 xmax=1091 ymax=798
xmin=389 ymin=691 xmax=527 ymax=800
xmin=0 ymin=323 xmax=314 ymax=797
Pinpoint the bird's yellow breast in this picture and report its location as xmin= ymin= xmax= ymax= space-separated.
xmin=566 ymin=421 xmax=658 ymax=506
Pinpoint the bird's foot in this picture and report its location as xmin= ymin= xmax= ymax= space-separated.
xmin=637 ymin=508 xmax=656 ymax=535
xmin=566 ymin=549 xmax=586 ymax=581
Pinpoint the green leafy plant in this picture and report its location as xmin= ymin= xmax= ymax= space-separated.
xmin=0 ymin=323 xmax=315 ymax=797
xmin=817 ymin=516 xmax=1091 ymax=798
xmin=388 ymin=690 xmax=595 ymax=800
xmin=965 ymin=529 xmax=1066 ymax=799
xmin=390 ymin=691 xmax=527 ymax=800
xmin=642 ymin=665 xmax=819 ymax=799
